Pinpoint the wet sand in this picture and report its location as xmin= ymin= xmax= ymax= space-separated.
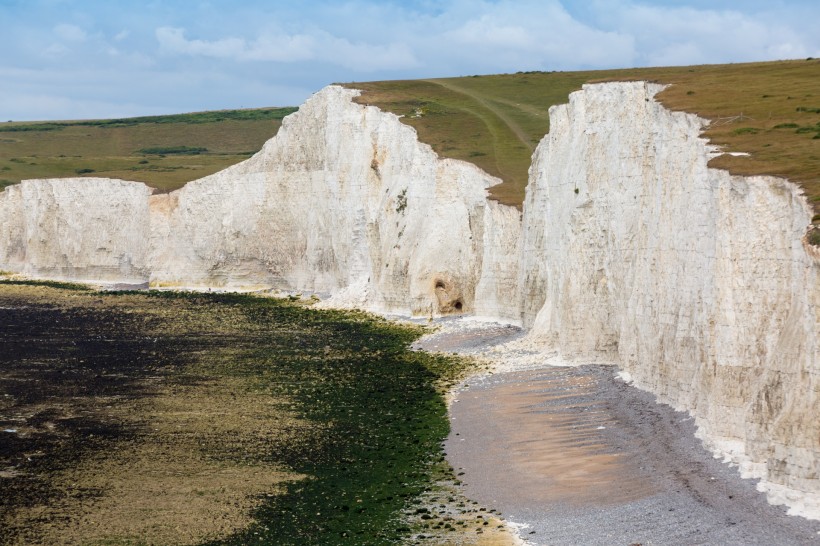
xmin=416 ymin=320 xmax=820 ymax=545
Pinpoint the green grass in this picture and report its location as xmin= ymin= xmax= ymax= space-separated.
xmin=0 ymin=107 xmax=296 ymax=132
xmin=0 ymin=108 xmax=295 ymax=193
xmin=3 ymin=59 xmax=818 ymax=210
xmin=345 ymin=59 xmax=820 ymax=208
xmin=136 ymin=146 xmax=208 ymax=155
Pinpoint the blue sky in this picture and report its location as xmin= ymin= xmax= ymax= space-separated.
xmin=2 ymin=0 xmax=819 ymax=121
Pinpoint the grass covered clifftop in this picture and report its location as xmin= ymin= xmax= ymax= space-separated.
xmin=0 ymin=107 xmax=295 ymax=193
xmin=345 ymin=59 xmax=820 ymax=208
xmin=2 ymin=59 xmax=817 ymax=210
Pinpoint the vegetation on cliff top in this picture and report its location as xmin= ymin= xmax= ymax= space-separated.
xmin=0 ymin=107 xmax=295 ymax=193
xmin=345 ymin=59 xmax=820 ymax=208
xmin=0 ymin=59 xmax=817 ymax=208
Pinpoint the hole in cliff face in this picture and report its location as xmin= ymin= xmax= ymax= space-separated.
xmin=433 ymin=276 xmax=465 ymax=315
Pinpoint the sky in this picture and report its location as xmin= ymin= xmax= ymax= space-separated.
xmin=1 ymin=0 xmax=819 ymax=121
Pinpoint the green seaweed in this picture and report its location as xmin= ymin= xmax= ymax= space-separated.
xmin=0 ymin=278 xmax=92 ymax=291
xmin=1 ymin=284 xmax=472 ymax=544
xmin=141 ymin=292 xmax=470 ymax=545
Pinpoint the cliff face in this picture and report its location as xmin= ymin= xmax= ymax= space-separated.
xmin=0 ymin=87 xmax=520 ymax=318
xmin=0 ymin=178 xmax=151 ymax=283
xmin=149 ymin=86 xmax=521 ymax=318
xmin=520 ymin=82 xmax=819 ymax=518
xmin=0 ymin=82 xmax=816 ymax=518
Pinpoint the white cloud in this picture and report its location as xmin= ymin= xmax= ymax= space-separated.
xmin=155 ymin=1 xmax=637 ymax=76
xmin=318 ymin=36 xmax=418 ymax=71
xmin=0 ymin=89 xmax=152 ymax=122
xmin=155 ymin=26 xmax=419 ymax=72
xmin=587 ymin=2 xmax=820 ymax=65
xmin=441 ymin=1 xmax=635 ymax=70
xmin=156 ymin=27 xmax=247 ymax=59
xmin=447 ymin=17 xmax=534 ymax=50
xmin=2 ymin=0 xmax=820 ymax=120
xmin=54 ymin=23 xmax=86 ymax=42
xmin=41 ymin=42 xmax=69 ymax=59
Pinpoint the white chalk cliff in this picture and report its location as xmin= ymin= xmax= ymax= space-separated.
xmin=520 ymin=82 xmax=819 ymax=519
xmin=0 ymin=82 xmax=817 ymax=519
xmin=0 ymin=87 xmax=521 ymax=318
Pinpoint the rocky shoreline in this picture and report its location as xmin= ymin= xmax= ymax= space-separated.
xmin=414 ymin=319 xmax=820 ymax=545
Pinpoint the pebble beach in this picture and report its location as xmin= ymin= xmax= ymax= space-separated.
xmin=413 ymin=318 xmax=820 ymax=545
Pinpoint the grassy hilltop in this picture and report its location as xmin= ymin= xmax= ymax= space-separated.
xmin=1 ymin=59 xmax=818 ymax=210
xmin=346 ymin=59 xmax=820 ymax=207
xmin=0 ymin=107 xmax=296 ymax=193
